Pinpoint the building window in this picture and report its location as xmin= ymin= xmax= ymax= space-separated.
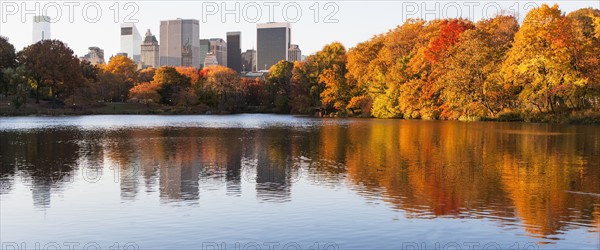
xmin=121 ymin=27 xmax=133 ymax=35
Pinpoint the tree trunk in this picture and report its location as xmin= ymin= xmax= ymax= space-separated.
xmin=548 ymin=95 xmax=555 ymax=113
xmin=532 ymin=101 xmax=543 ymax=113
xmin=35 ymin=83 xmax=40 ymax=104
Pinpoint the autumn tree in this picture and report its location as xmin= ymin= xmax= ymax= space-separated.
xmin=344 ymin=35 xmax=385 ymax=116
xmin=242 ymin=78 xmax=270 ymax=107
xmin=303 ymin=42 xmax=350 ymax=114
xmin=424 ymin=19 xmax=474 ymax=63
xmin=17 ymin=39 xmax=83 ymax=104
xmin=202 ymin=65 xmax=241 ymax=112
xmin=437 ymin=15 xmax=519 ymax=118
xmin=175 ymin=67 xmax=201 ymax=85
xmin=320 ymin=62 xmax=350 ymax=113
xmin=502 ymin=4 xmax=587 ymax=113
xmin=152 ymin=66 xmax=192 ymax=105
xmin=368 ymin=19 xmax=431 ymax=118
xmin=129 ymin=81 xmax=160 ymax=104
xmin=104 ymin=55 xmax=137 ymax=83
xmin=102 ymin=55 xmax=137 ymax=101
xmin=67 ymin=60 xmax=101 ymax=106
xmin=80 ymin=60 xmax=100 ymax=82
xmin=568 ymin=8 xmax=600 ymax=108
xmin=290 ymin=61 xmax=315 ymax=114
xmin=138 ymin=67 xmax=156 ymax=83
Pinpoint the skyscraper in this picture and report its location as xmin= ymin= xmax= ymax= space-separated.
xmin=32 ymin=16 xmax=51 ymax=44
xmin=141 ymin=29 xmax=159 ymax=68
xmin=227 ymin=32 xmax=242 ymax=72
xmin=288 ymin=44 xmax=302 ymax=62
xmin=160 ymin=19 xmax=200 ymax=67
xmin=209 ymin=38 xmax=227 ymax=67
xmin=241 ymin=49 xmax=256 ymax=72
xmin=257 ymin=22 xmax=290 ymax=71
xmin=120 ymin=23 xmax=142 ymax=63
xmin=199 ymin=39 xmax=210 ymax=68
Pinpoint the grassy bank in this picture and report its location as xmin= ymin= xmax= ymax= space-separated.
xmin=0 ymin=98 xmax=212 ymax=116
xmin=2 ymin=97 xmax=599 ymax=125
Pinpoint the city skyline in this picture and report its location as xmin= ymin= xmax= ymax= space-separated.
xmin=3 ymin=1 xmax=595 ymax=60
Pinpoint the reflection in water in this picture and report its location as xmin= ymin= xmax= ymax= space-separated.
xmin=1 ymin=117 xmax=599 ymax=245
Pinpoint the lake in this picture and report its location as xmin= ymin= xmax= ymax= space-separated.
xmin=1 ymin=115 xmax=599 ymax=250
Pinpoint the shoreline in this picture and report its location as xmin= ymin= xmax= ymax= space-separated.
xmin=2 ymin=104 xmax=599 ymax=125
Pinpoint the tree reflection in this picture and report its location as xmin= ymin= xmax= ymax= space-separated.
xmin=0 ymin=130 xmax=80 ymax=208
xmin=1 ymin=121 xmax=598 ymax=239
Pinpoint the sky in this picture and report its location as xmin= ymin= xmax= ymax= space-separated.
xmin=1 ymin=0 xmax=598 ymax=58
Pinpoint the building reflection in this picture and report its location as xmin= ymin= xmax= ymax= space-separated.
xmin=1 ymin=121 xmax=598 ymax=240
xmin=254 ymin=129 xmax=294 ymax=202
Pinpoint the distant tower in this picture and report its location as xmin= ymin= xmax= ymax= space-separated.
xmin=288 ymin=44 xmax=302 ymax=62
xmin=160 ymin=19 xmax=200 ymax=67
xmin=120 ymin=23 xmax=142 ymax=63
xmin=141 ymin=29 xmax=160 ymax=68
xmin=241 ymin=49 xmax=256 ymax=72
xmin=257 ymin=22 xmax=290 ymax=70
xmin=209 ymin=38 xmax=227 ymax=67
xmin=32 ymin=16 xmax=51 ymax=44
xmin=226 ymin=32 xmax=242 ymax=72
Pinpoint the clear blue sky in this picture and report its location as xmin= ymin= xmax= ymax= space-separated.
xmin=1 ymin=1 xmax=598 ymax=58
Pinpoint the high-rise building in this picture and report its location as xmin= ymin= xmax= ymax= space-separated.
xmin=160 ymin=18 xmax=200 ymax=67
xmin=226 ymin=32 xmax=242 ymax=72
xmin=120 ymin=23 xmax=142 ymax=63
xmin=81 ymin=47 xmax=105 ymax=65
xmin=241 ymin=49 xmax=256 ymax=72
xmin=209 ymin=38 xmax=227 ymax=67
xmin=141 ymin=29 xmax=159 ymax=68
xmin=288 ymin=44 xmax=302 ymax=62
xmin=199 ymin=39 xmax=210 ymax=68
xmin=32 ymin=16 xmax=51 ymax=44
xmin=257 ymin=22 xmax=290 ymax=71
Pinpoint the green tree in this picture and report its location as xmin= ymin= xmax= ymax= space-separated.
xmin=0 ymin=36 xmax=17 ymax=97
xmin=268 ymin=60 xmax=294 ymax=112
xmin=2 ymin=66 xmax=30 ymax=109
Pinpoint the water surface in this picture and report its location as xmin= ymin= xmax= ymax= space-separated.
xmin=1 ymin=115 xmax=599 ymax=249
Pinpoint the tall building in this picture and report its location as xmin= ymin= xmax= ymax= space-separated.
xmin=160 ymin=19 xmax=200 ymax=67
xmin=288 ymin=44 xmax=302 ymax=62
xmin=199 ymin=39 xmax=210 ymax=68
xmin=226 ymin=32 xmax=242 ymax=72
xmin=120 ymin=23 xmax=142 ymax=63
xmin=81 ymin=47 xmax=105 ymax=65
xmin=141 ymin=29 xmax=159 ymax=68
xmin=32 ymin=16 xmax=51 ymax=44
xmin=241 ymin=49 xmax=256 ymax=72
xmin=257 ymin=22 xmax=290 ymax=71
xmin=209 ymin=38 xmax=227 ymax=67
